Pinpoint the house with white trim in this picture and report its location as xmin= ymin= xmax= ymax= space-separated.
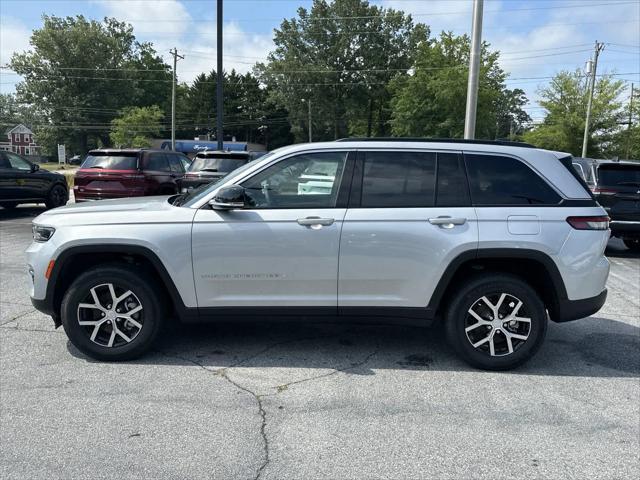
xmin=0 ymin=124 xmax=40 ymax=155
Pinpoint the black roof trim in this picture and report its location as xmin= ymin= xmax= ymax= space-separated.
xmin=335 ymin=137 xmax=536 ymax=148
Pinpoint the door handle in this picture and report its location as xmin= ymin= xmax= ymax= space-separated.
xmin=297 ymin=217 xmax=335 ymax=228
xmin=428 ymin=216 xmax=467 ymax=229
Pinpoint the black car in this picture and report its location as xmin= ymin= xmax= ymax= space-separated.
xmin=573 ymin=158 xmax=640 ymax=251
xmin=0 ymin=151 xmax=68 ymax=210
xmin=179 ymin=151 xmax=255 ymax=192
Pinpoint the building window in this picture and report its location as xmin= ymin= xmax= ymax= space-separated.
xmin=25 ymin=147 xmax=30 ymax=155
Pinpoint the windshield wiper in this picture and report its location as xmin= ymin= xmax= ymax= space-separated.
xmin=87 ymin=166 xmax=104 ymax=169
xmin=199 ymin=168 xmax=219 ymax=172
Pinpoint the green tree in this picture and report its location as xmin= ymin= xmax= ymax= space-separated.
xmin=523 ymin=70 xmax=626 ymax=157
xmin=389 ymin=32 xmax=530 ymax=139
xmin=610 ymin=85 xmax=640 ymax=160
xmin=110 ymin=106 xmax=164 ymax=148
xmin=258 ymin=0 xmax=427 ymax=142
xmin=10 ymin=15 xmax=171 ymax=155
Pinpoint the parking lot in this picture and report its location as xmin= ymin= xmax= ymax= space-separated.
xmin=1 ymin=206 xmax=638 ymax=480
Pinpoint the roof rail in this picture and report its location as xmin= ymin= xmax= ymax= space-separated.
xmin=335 ymin=137 xmax=536 ymax=148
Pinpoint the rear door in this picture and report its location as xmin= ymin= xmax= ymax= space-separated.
xmin=338 ymin=150 xmax=478 ymax=312
xmin=596 ymin=163 xmax=640 ymax=222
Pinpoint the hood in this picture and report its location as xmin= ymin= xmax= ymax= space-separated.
xmin=33 ymin=195 xmax=191 ymax=226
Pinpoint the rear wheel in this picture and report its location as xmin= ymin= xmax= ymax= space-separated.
xmin=45 ymin=184 xmax=67 ymax=209
xmin=61 ymin=265 xmax=164 ymax=361
xmin=445 ymin=274 xmax=547 ymax=370
xmin=623 ymin=238 xmax=640 ymax=252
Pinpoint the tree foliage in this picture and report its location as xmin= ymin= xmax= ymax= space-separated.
xmin=10 ymin=15 xmax=171 ymax=155
xmin=389 ymin=32 xmax=530 ymax=139
xmin=110 ymin=106 xmax=164 ymax=148
xmin=523 ymin=70 xmax=626 ymax=157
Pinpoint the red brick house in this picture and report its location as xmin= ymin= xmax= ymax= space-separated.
xmin=0 ymin=124 xmax=40 ymax=156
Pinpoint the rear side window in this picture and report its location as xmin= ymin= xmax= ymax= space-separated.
xmin=146 ymin=153 xmax=171 ymax=172
xmin=82 ymin=154 xmax=137 ymax=170
xmin=361 ymin=151 xmax=436 ymax=207
xmin=598 ymin=164 xmax=640 ymax=186
xmin=465 ymin=154 xmax=561 ymax=205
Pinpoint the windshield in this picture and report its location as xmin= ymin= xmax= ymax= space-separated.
xmin=598 ymin=164 xmax=640 ymax=187
xmin=81 ymin=154 xmax=138 ymax=170
xmin=189 ymin=156 xmax=248 ymax=173
xmin=176 ymin=153 xmax=276 ymax=207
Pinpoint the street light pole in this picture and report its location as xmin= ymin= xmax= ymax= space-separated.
xmin=216 ymin=0 xmax=224 ymax=151
xmin=301 ymin=98 xmax=312 ymax=142
xmin=464 ymin=0 xmax=484 ymax=140
xmin=581 ymin=41 xmax=605 ymax=158
xmin=170 ymin=48 xmax=184 ymax=151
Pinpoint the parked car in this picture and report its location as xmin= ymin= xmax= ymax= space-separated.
xmin=0 ymin=151 xmax=68 ymax=209
xmin=68 ymin=155 xmax=84 ymax=166
xmin=180 ymin=151 xmax=252 ymax=192
xmin=74 ymin=149 xmax=190 ymax=202
xmin=572 ymin=158 xmax=640 ymax=251
xmin=28 ymin=139 xmax=610 ymax=370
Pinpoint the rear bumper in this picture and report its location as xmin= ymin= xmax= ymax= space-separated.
xmin=610 ymin=220 xmax=640 ymax=238
xmin=552 ymin=289 xmax=607 ymax=323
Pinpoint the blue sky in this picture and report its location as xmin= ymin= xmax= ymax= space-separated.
xmin=1 ymin=0 xmax=639 ymax=121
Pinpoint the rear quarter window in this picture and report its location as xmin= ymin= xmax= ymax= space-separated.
xmin=465 ymin=154 xmax=561 ymax=205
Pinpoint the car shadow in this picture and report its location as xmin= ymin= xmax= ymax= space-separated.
xmin=0 ymin=205 xmax=46 ymax=221
xmin=67 ymin=315 xmax=640 ymax=378
xmin=606 ymin=237 xmax=640 ymax=259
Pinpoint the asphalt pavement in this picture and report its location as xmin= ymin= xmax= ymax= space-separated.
xmin=1 ymin=205 xmax=638 ymax=480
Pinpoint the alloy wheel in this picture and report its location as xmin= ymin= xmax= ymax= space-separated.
xmin=464 ymin=293 xmax=532 ymax=357
xmin=77 ymin=283 xmax=144 ymax=347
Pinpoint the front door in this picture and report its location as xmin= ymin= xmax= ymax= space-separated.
xmin=338 ymin=150 xmax=479 ymax=310
xmin=192 ymin=150 xmax=353 ymax=309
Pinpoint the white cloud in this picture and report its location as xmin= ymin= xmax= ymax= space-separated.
xmin=0 ymin=16 xmax=32 ymax=93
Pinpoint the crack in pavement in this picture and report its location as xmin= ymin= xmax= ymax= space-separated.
xmin=0 ymin=324 xmax=64 ymax=334
xmin=156 ymin=338 xmax=379 ymax=480
xmin=0 ymin=308 xmax=37 ymax=326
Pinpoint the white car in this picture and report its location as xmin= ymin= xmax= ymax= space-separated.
xmin=27 ymin=139 xmax=610 ymax=369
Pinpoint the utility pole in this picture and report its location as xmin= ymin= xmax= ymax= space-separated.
xmin=626 ymin=83 xmax=634 ymax=159
xmin=581 ymin=41 xmax=605 ymax=158
xmin=216 ymin=0 xmax=224 ymax=151
xmin=464 ymin=0 xmax=484 ymax=139
xmin=170 ymin=48 xmax=184 ymax=151
xmin=301 ymin=98 xmax=312 ymax=142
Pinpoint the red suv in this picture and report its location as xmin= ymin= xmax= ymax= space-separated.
xmin=74 ymin=149 xmax=190 ymax=202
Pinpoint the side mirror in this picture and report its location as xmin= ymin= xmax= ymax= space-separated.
xmin=30 ymin=163 xmax=40 ymax=172
xmin=208 ymin=185 xmax=245 ymax=210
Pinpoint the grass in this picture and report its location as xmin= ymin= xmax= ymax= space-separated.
xmin=38 ymin=163 xmax=78 ymax=172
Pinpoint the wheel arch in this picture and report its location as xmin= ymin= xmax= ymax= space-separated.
xmin=46 ymin=244 xmax=195 ymax=326
xmin=429 ymin=248 xmax=568 ymax=321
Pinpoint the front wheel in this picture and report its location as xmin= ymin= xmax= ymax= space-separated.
xmin=623 ymin=238 xmax=640 ymax=252
xmin=445 ymin=274 xmax=547 ymax=370
xmin=45 ymin=184 xmax=68 ymax=209
xmin=61 ymin=265 xmax=164 ymax=361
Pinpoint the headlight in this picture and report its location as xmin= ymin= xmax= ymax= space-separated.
xmin=32 ymin=225 xmax=56 ymax=242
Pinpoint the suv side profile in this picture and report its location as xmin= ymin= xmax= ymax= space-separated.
xmin=74 ymin=149 xmax=190 ymax=201
xmin=27 ymin=140 xmax=610 ymax=370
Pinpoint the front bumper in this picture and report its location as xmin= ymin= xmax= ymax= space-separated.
xmin=552 ymin=289 xmax=608 ymax=323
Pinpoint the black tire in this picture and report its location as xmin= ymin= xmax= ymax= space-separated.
xmin=61 ymin=265 xmax=165 ymax=361
xmin=444 ymin=274 xmax=547 ymax=371
xmin=45 ymin=184 xmax=68 ymax=209
xmin=1 ymin=202 xmax=18 ymax=209
xmin=623 ymin=238 xmax=640 ymax=252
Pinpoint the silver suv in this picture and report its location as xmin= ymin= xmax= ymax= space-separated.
xmin=26 ymin=140 xmax=610 ymax=370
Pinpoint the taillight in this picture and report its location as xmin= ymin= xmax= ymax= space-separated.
xmin=566 ymin=216 xmax=610 ymax=230
xmin=592 ymin=187 xmax=616 ymax=195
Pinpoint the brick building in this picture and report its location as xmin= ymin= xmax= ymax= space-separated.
xmin=0 ymin=124 xmax=40 ymax=155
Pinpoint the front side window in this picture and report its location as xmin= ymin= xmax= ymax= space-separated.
xmin=6 ymin=152 xmax=31 ymax=171
xmin=242 ymin=151 xmax=348 ymax=209
xmin=168 ymin=154 xmax=185 ymax=173
xmin=465 ymin=154 xmax=561 ymax=205
xmin=361 ymin=151 xmax=436 ymax=207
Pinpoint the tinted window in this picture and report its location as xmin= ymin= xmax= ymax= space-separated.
xmin=436 ymin=153 xmax=470 ymax=207
xmin=465 ymin=154 xmax=561 ymax=205
xmin=146 ymin=153 xmax=171 ymax=172
xmin=242 ymin=151 xmax=347 ymax=209
xmin=5 ymin=152 xmax=31 ymax=170
xmin=362 ymin=151 xmax=436 ymax=207
xmin=167 ymin=154 xmax=185 ymax=173
xmin=189 ymin=155 xmax=248 ymax=174
xmin=598 ymin=164 xmax=640 ymax=186
xmin=82 ymin=154 xmax=137 ymax=170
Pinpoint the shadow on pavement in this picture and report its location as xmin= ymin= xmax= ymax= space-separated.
xmin=606 ymin=237 xmax=640 ymax=259
xmin=67 ymin=315 xmax=640 ymax=378
xmin=0 ymin=205 xmax=47 ymax=221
